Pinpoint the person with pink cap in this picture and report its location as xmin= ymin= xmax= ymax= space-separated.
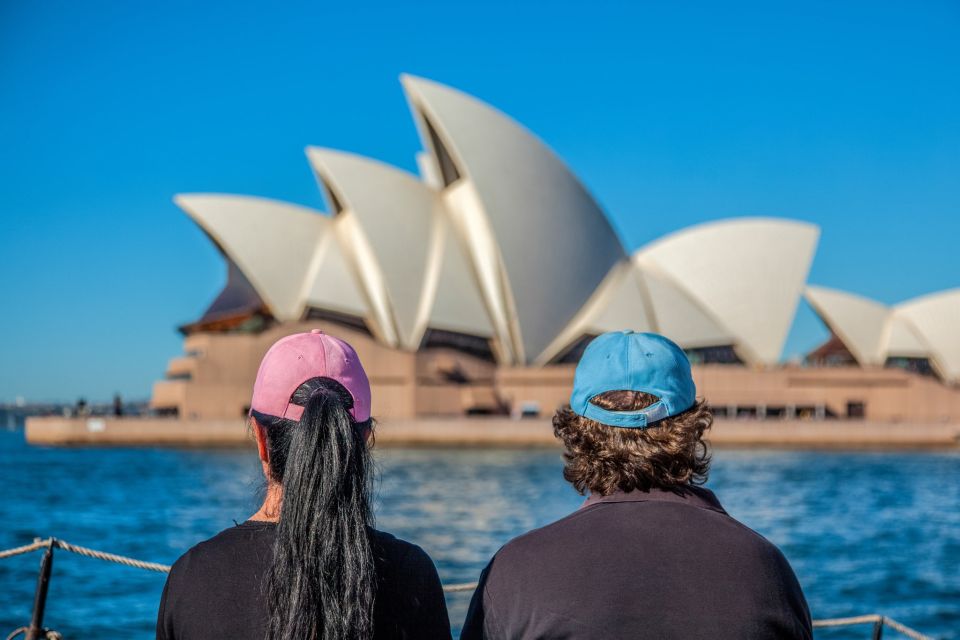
xmin=157 ymin=330 xmax=452 ymax=640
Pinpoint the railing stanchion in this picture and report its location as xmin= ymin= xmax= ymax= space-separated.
xmin=25 ymin=539 xmax=54 ymax=640
xmin=872 ymin=615 xmax=884 ymax=640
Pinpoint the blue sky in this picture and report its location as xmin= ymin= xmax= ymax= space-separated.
xmin=1 ymin=0 xmax=958 ymax=403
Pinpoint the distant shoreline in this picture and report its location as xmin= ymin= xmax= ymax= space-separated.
xmin=24 ymin=416 xmax=960 ymax=450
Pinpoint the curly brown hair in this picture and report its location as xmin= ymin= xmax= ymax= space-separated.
xmin=553 ymin=391 xmax=713 ymax=496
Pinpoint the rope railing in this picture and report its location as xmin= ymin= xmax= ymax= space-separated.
xmin=51 ymin=539 xmax=170 ymax=573
xmin=2 ymin=537 xmax=462 ymax=583
xmin=0 ymin=540 xmax=50 ymax=560
xmin=813 ymin=615 xmax=936 ymax=640
xmin=0 ymin=538 xmax=938 ymax=639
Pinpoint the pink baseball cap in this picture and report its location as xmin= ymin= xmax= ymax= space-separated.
xmin=249 ymin=330 xmax=371 ymax=423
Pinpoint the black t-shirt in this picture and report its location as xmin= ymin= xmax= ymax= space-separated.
xmin=157 ymin=521 xmax=452 ymax=640
xmin=461 ymin=487 xmax=812 ymax=640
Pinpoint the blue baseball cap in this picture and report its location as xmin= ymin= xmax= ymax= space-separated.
xmin=570 ymin=331 xmax=697 ymax=429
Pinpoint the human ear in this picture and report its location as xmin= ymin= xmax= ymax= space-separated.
xmin=253 ymin=418 xmax=269 ymax=465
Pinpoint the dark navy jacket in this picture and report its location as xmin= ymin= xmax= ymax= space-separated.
xmin=461 ymin=486 xmax=811 ymax=640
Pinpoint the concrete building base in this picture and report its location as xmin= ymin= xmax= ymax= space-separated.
xmin=25 ymin=416 xmax=960 ymax=450
xmin=151 ymin=323 xmax=960 ymax=426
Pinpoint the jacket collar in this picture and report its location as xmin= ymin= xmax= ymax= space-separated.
xmin=583 ymin=485 xmax=727 ymax=515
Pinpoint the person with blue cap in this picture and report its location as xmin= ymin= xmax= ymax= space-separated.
xmin=461 ymin=331 xmax=812 ymax=640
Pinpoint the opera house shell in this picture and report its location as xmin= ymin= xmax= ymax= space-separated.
xmin=805 ymin=286 xmax=960 ymax=384
xmin=152 ymin=75 xmax=960 ymax=423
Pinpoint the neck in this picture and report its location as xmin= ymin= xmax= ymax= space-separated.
xmin=250 ymin=482 xmax=283 ymax=522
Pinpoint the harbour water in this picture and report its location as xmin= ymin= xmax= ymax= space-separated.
xmin=0 ymin=428 xmax=957 ymax=639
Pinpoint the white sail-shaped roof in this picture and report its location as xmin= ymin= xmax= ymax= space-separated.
xmin=639 ymin=267 xmax=734 ymax=349
xmin=882 ymin=315 xmax=929 ymax=358
xmin=894 ymin=289 xmax=960 ymax=382
xmin=804 ymin=286 xmax=889 ymax=365
xmin=175 ymin=194 xmax=338 ymax=321
xmin=539 ymin=241 xmax=743 ymax=364
xmin=635 ymin=218 xmax=819 ymax=365
xmin=806 ymin=286 xmax=960 ymax=383
xmin=535 ymin=260 xmax=654 ymax=365
xmin=421 ymin=213 xmax=493 ymax=338
xmin=401 ymin=74 xmax=627 ymax=364
xmin=300 ymin=229 xmax=369 ymax=319
xmin=184 ymin=76 xmax=960 ymax=387
xmin=307 ymin=148 xmax=445 ymax=349
xmin=587 ymin=264 xmax=654 ymax=335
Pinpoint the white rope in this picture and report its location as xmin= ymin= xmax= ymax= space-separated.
xmin=812 ymin=614 xmax=934 ymax=639
xmin=883 ymin=617 xmax=937 ymax=640
xmin=51 ymin=539 xmax=170 ymax=573
xmin=0 ymin=540 xmax=49 ymax=560
xmin=813 ymin=614 xmax=882 ymax=627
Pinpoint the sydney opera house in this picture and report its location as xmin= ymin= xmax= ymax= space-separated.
xmin=151 ymin=75 xmax=960 ymax=424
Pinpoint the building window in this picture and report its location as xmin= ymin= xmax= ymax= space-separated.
xmin=684 ymin=345 xmax=743 ymax=365
xmin=420 ymin=328 xmax=495 ymax=362
xmin=847 ymin=402 xmax=866 ymax=419
xmin=303 ymin=307 xmax=373 ymax=337
xmin=885 ymin=357 xmax=935 ymax=378
xmin=553 ymin=334 xmax=599 ymax=364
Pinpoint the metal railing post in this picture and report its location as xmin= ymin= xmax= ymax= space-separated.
xmin=872 ymin=615 xmax=884 ymax=640
xmin=24 ymin=539 xmax=54 ymax=640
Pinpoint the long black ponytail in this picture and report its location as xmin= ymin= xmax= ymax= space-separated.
xmin=252 ymin=376 xmax=375 ymax=640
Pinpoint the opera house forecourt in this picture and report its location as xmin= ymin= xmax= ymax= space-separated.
xmin=25 ymin=75 xmax=960 ymax=447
